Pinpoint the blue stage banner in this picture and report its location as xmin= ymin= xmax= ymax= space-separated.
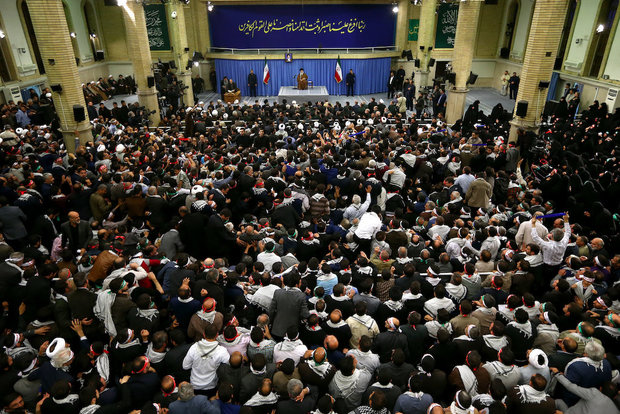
xmin=214 ymin=57 xmax=391 ymax=96
xmin=208 ymin=4 xmax=396 ymax=49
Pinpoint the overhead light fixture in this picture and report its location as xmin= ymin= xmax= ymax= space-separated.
xmin=392 ymin=3 xmax=399 ymax=13
xmin=597 ymin=24 xmax=605 ymax=33
xmin=89 ymin=33 xmax=97 ymax=39
xmin=171 ymin=10 xmax=177 ymax=19
xmin=70 ymin=32 xmax=76 ymax=38
xmin=0 ymin=30 xmax=5 ymax=39
xmin=116 ymin=0 xmax=127 ymax=5
xmin=207 ymin=1 xmax=214 ymax=11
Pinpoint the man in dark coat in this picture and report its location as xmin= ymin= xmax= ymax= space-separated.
xmin=248 ymin=69 xmax=258 ymax=97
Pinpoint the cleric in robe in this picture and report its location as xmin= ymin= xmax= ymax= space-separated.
xmin=297 ymin=68 xmax=308 ymax=90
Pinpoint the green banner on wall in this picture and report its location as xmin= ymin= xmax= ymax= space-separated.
xmin=435 ymin=3 xmax=459 ymax=49
xmin=144 ymin=4 xmax=171 ymax=51
xmin=408 ymin=19 xmax=419 ymax=41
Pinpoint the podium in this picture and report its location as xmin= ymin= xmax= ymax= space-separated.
xmin=224 ymin=91 xmax=241 ymax=104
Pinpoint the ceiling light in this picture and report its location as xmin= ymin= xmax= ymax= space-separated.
xmin=208 ymin=2 xmax=214 ymax=11
xmin=0 ymin=30 xmax=5 ymax=39
xmin=392 ymin=4 xmax=399 ymax=13
xmin=70 ymin=32 xmax=76 ymax=38
xmin=597 ymin=24 xmax=605 ymax=33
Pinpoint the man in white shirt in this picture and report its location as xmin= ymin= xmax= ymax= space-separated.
xmin=354 ymin=205 xmax=383 ymax=254
xmin=256 ymin=241 xmax=282 ymax=273
xmin=273 ymin=326 xmax=309 ymax=365
xmin=454 ymin=166 xmax=475 ymax=194
xmin=531 ymin=214 xmax=571 ymax=272
xmin=182 ymin=323 xmax=230 ymax=392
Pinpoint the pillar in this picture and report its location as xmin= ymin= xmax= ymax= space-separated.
xmin=509 ymin=0 xmax=569 ymax=142
xmin=167 ymin=1 xmax=193 ymax=106
xmin=444 ymin=0 xmax=484 ymax=124
xmin=121 ymin=0 xmax=160 ymax=125
xmin=395 ymin=0 xmax=410 ymax=53
xmin=26 ymin=0 xmax=92 ymax=152
xmin=414 ymin=0 xmax=437 ymax=91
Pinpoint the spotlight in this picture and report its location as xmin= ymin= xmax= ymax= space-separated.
xmin=70 ymin=32 xmax=76 ymax=38
xmin=597 ymin=24 xmax=605 ymax=33
xmin=171 ymin=10 xmax=177 ymax=19
xmin=0 ymin=30 xmax=5 ymax=39
xmin=392 ymin=4 xmax=399 ymax=13
xmin=208 ymin=2 xmax=214 ymax=11
xmin=89 ymin=33 xmax=97 ymax=39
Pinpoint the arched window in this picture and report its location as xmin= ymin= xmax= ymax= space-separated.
xmin=63 ymin=2 xmax=81 ymax=65
xmin=555 ymin=0 xmax=577 ymax=69
xmin=20 ymin=0 xmax=45 ymax=74
xmin=585 ymin=0 xmax=619 ymax=77
xmin=501 ymin=0 xmax=520 ymax=58
xmin=83 ymin=0 xmax=100 ymax=58
xmin=0 ymin=22 xmax=17 ymax=82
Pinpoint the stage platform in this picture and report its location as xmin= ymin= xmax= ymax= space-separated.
xmin=277 ymin=86 xmax=329 ymax=104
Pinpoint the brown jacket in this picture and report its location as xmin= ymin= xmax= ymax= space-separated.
xmin=88 ymin=250 xmax=119 ymax=283
xmin=465 ymin=178 xmax=492 ymax=209
xmin=187 ymin=312 xmax=224 ymax=342
xmin=448 ymin=365 xmax=491 ymax=396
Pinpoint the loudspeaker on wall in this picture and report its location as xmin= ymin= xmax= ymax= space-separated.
xmin=516 ymin=100 xmax=528 ymax=117
xmin=73 ymin=105 xmax=85 ymax=122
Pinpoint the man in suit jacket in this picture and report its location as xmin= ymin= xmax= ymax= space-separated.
xmin=436 ymin=89 xmax=447 ymax=116
xmin=247 ymin=69 xmax=258 ymax=97
xmin=0 ymin=196 xmax=28 ymax=248
xmin=60 ymin=211 xmax=93 ymax=252
xmin=387 ymin=71 xmax=396 ymax=99
xmin=68 ymin=272 xmax=101 ymax=339
xmin=269 ymin=272 xmax=309 ymax=339
xmin=159 ymin=221 xmax=184 ymax=260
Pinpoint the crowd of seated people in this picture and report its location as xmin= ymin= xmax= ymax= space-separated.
xmin=0 ymin=81 xmax=618 ymax=414
xmin=82 ymin=74 xmax=136 ymax=105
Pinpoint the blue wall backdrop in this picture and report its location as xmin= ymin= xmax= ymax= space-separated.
xmin=209 ymin=4 xmax=396 ymax=49
xmin=214 ymin=58 xmax=392 ymax=96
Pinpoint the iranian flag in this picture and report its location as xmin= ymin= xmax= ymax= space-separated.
xmin=262 ymin=57 xmax=270 ymax=84
xmin=335 ymin=56 xmax=343 ymax=83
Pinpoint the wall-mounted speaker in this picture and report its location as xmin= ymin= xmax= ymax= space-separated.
xmin=414 ymin=59 xmax=421 ymax=68
xmin=538 ymin=81 xmax=550 ymax=88
xmin=73 ymin=105 xmax=86 ymax=122
xmin=516 ymin=100 xmax=528 ymax=117
xmin=169 ymin=60 xmax=177 ymax=69
xmin=50 ymin=84 xmax=63 ymax=93
xmin=147 ymin=76 xmax=155 ymax=88
xmin=467 ymin=73 xmax=479 ymax=85
xmin=429 ymin=58 xmax=436 ymax=67
xmin=95 ymin=50 xmax=105 ymax=61
xmin=446 ymin=72 xmax=456 ymax=84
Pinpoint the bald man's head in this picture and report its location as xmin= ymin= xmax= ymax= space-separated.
xmin=230 ymin=352 xmax=243 ymax=368
xmin=329 ymin=310 xmax=342 ymax=324
xmin=313 ymin=347 xmax=326 ymax=364
xmin=385 ymin=317 xmax=400 ymax=331
xmin=202 ymin=298 xmax=216 ymax=312
xmin=324 ymin=335 xmax=339 ymax=351
xmin=161 ymin=375 xmax=176 ymax=394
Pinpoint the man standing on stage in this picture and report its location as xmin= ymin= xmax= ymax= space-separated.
xmin=387 ymin=70 xmax=396 ymax=99
xmin=248 ymin=69 xmax=258 ymax=97
xmin=346 ymin=69 xmax=356 ymax=96
xmin=297 ymin=68 xmax=308 ymax=90
xmin=220 ymin=76 xmax=228 ymax=100
xmin=509 ymin=72 xmax=520 ymax=100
